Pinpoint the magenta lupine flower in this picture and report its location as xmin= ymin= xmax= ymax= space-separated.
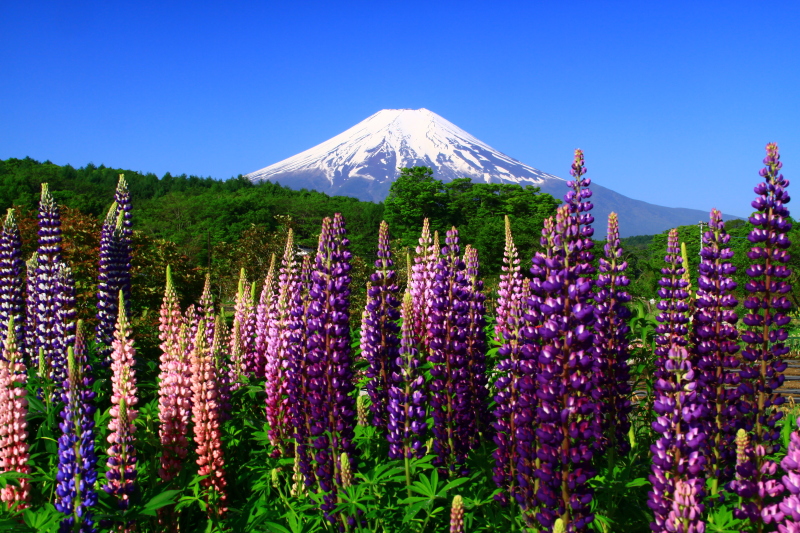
xmin=212 ymin=314 xmax=233 ymax=422
xmin=667 ymin=480 xmax=705 ymax=533
xmin=387 ymin=292 xmax=427 ymax=460
xmin=104 ymin=292 xmax=138 ymax=513
xmin=0 ymin=210 xmax=25 ymax=349
xmin=492 ymin=216 xmax=532 ymax=506
xmin=254 ymin=253 xmax=277 ymax=380
xmin=191 ymin=320 xmax=227 ymax=518
xmin=157 ymin=267 xmax=192 ymax=483
xmin=780 ymin=420 xmax=800 ymax=531
xmin=410 ymin=219 xmax=436 ymax=348
xmin=360 ymin=221 xmax=401 ymax=430
xmin=34 ymin=184 xmax=64 ymax=377
xmin=463 ymin=245 xmax=489 ymax=444
xmin=593 ymin=213 xmax=632 ymax=455
xmin=648 ymin=228 xmax=706 ymax=533
xmin=265 ymin=231 xmax=300 ymax=455
xmin=735 ymin=142 xmax=792 ymax=524
xmin=693 ymin=208 xmax=741 ymax=490
xmin=428 ymin=226 xmax=474 ymax=473
xmin=304 ymin=213 xmax=356 ymax=519
xmin=0 ymin=317 xmax=30 ymax=508
xmin=530 ymin=205 xmax=598 ymax=531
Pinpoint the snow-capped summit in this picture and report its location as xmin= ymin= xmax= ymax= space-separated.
xmin=246 ymin=109 xmax=736 ymax=237
xmin=246 ymin=108 xmax=561 ymax=201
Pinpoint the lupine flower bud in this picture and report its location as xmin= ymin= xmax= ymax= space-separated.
xmin=290 ymin=450 xmax=306 ymax=498
xmin=0 ymin=317 xmax=30 ymax=508
xmin=340 ymin=452 xmax=352 ymax=489
xmin=0 ymin=210 xmax=24 ymax=350
xmin=553 ymin=519 xmax=566 ymax=533
xmin=450 ymin=495 xmax=464 ymax=533
xmin=357 ymin=395 xmax=369 ymax=427
xmin=104 ymin=293 xmax=138 ymax=512
xmin=360 ymin=221 xmax=401 ymax=431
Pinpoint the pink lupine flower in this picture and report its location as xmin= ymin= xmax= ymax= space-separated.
xmin=0 ymin=317 xmax=29 ymax=508
xmin=229 ymin=268 xmax=255 ymax=383
xmin=157 ymin=268 xmax=192 ymax=483
xmin=191 ymin=320 xmax=227 ymax=518
xmin=254 ymin=253 xmax=277 ymax=380
xmin=104 ymin=292 xmax=138 ymax=511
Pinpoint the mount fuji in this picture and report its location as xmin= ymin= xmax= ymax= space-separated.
xmin=246 ymin=108 xmax=734 ymax=237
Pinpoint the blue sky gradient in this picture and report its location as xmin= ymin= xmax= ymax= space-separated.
xmin=1 ymin=1 xmax=798 ymax=218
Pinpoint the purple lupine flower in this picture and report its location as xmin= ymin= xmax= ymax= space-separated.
xmin=530 ymin=205 xmax=597 ymax=531
xmin=34 ymin=184 xmax=64 ymax=377
xmin=265 ymin=230 xmax=301 ymax=455
xmin=113 ymin=174 xmax=133 ymax=304
xmin=693 ymin=208 xmax=741 ymax=491
xmin=492 ymin=216 xmax=532 ymax=506
xmin=735 ymin=142 xmax=791 ymax=524
xmin=387 ymin=292 xmax=427 ymax=460
xmin=104 ymin=292 xmax=138 ymax=516
xmin=565 ymin=148 xmax=595 ymax=256
xmin=95 ymin=202 xmax=120 ymax=361
xmin=53 ymin=263 xmax=77 ymax=387
xmin=304 ymin=214 xmax=356 ymax=520
xmin=212 ymin=314 xmax=233 ymax=422
xmin=0 ymin=209 xmax=25 ymax=349
xmin=648 ymin=228 xmax=706 ymax=533
xmin=254 ymin=254 xmax=277 ymax=380
xmin=593 ymin=212 xmax=632 ymax=455
xmin=463 ymin=245 xmax=489 ymax=445
xmin=428 ymin=226 xmax=474 ymax=473
xmin=55 ymin=346 xmax=98 ymax=533
xmin=779 ymin=419 xmax=800 ymax=531
xmin=361 ymin=221 xmax=401 ymax=431
xmin=23 ymin=253 xmax=37 ymax=363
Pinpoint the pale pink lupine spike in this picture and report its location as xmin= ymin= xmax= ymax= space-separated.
xmin=212 ymin=314 xmax=233 ymax=420
xmin=254 ymin=253 xmax=277 ymax=380
xmin=264 ymin=231 xmax=300 ymax=455
xmin=198 ymin=273 xmax=215 ymax=347
xmin=157 ymin=270 xmax=192 ymax=484
xmin=229 ymin=269 xmax=251 ymax=383
xmin=191 ymin=320 xmax=227 ymax=518
xmin=0 ymin=316 xmax=30 ymax=508
xmin=105 ymin=291 xmax=138 ymax=510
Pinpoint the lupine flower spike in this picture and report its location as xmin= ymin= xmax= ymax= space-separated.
xmin=157 ymin=267 xmax=191 ymax=484
xmin=779 ymin=418 xmax=800 ymax=531
xmin=0 ymin=317 xmax=30 ymax=508
xmin=694 ymin=208 xmax=740 ymax=492
xmin=735 ymin=142 xmax=791 ymax=526
xmin=0 ymin=210 xmax=24 ymax=349
xmin=34 ymin=183 xmax=64 ymax=378
xmin=361 ymin=221 xmax=401 ymax=431
xmin=594 ymin=212 xmax=632 ymax=456
xmin=450 ymin=495 xmax=464 ymax=533
xmin=491 ymin=216 xmax=532 ymax=506
xmin=23 ymin=254 xmax=37 ymax=362
xmin=254 ymin=253 xmax=276 ymax=380
xmin=649 ymin=228 xmax=705 ymax=533
xmin=410 ymin=219 xmax=435 ymax=349
xmin=463 ymin=245 xmax=489 ymax=445
xmin=191 ymin=320 xmax=227 ymax=519
xmin=229 ymin=268 xmax=253 ymax=383
xmin=55 ymin=347 xmax=98 ymax=533
xmin=104 ymin=292 xmax=138 ymax=515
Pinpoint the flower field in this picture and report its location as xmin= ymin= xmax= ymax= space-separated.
xmin=0 ymin=144 xmax=797 ymax=533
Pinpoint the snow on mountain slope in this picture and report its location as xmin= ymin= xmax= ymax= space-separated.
xmin=245 ymin=108 xmax=737 ymax=237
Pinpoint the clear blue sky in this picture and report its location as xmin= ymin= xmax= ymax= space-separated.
xmin=1 ymin=1 xmax=798 ymax=218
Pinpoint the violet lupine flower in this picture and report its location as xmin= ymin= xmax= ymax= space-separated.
xmin=0 ymin=317 xmax=30 ymax=508
xmin=593 ymin=212 xmax=632 ymax=456
xmin=55 ymin=347 xmax=98 ymax=533
xmin=95 ymin=203 xmax=120 ymax=361
xmin=53 ymin=263 xmax=77 ymax=387
xmin=530 ymin=205 xmax=597 ymax=531
xmin=492 ymin=216 xmax=532 ymax=506
xmin=23 ymin=253 xmax=37 ymax=363
xmin=779 ymin=420 xmax=800 ymax=531
xmin=191 ymin=320 xmax=227 ymax=518
xmin=157 ymin=267 xmax=192 ymax=483
xmin=693 ymin=208 xmax=741 ymax=490
xmin=648 ymin=228 xmax=706 ymax=533
xmin=565 ymin=149 xmax=595 ymax=259
xmin=304 ymin=213 xmax=356 ymax=519
xmin=104 ymin=292 xmax=138 ymax=511
xmin=0 ymin=210 xmax=25 ymax=349
xmin=212 ymin=314 xmax=233 ymax=422
xmin=34 ymin=184 xmax=64 ymax=377
xmin=254 ymin=253 xmax=277 ymax=380
xmin=387 ymin=292 xmax=427 ymax=460
xmin=360 ymin=221 xmax=401 ymax=431
xmin=735 ymin=142 xmax=791 ymax=525
xmin=463 ymin=245 xmax=489 ymax=445
xmin=265 ymin=231 xmax=300 ymax=455
xmin=428 ymin=226 xmax=473 ymax=473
